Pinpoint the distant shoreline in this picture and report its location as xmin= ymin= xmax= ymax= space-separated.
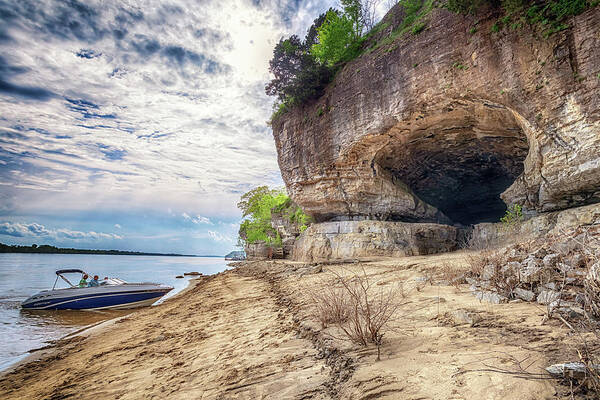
xmin=0 ymin=243 xmax=222 ymax=258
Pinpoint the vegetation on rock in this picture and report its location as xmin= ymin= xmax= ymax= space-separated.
xmin=237 ymin=186 xmax=311 ymax=247
xmin=446 ymin=0 xmax=599 ymax=37
xmin=500 ymin=204 xmax=524 ymax=229
xmin=266 ymin=0 xmax=382 ymax=121
xmin=267 ymin=0 xmax=597 ymax=121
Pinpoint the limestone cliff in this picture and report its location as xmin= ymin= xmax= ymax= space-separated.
xmin=272 ymin=6 xmax=599 ymax=226
xmin=271 ymin=5 xmax=599 ymax=261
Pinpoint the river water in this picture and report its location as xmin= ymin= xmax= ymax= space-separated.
xmin=0 ymin=253 xmax=229 ymax=371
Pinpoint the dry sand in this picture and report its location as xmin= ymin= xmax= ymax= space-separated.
xmin=0 ymin=251 xmax=583 ymax=399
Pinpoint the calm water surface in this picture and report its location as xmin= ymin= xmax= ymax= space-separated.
xmin=0 ymin=253 xmax=229 ymax=370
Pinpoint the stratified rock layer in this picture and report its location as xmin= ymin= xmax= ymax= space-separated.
xmin=471 ymin=202 xmax=600 ymax=246
xmin=272 ymin=6 xmax=600 ymax=225
xmin=293 ymin=221 xmax=458 ymax=262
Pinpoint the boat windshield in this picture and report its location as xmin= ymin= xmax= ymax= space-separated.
xmin=52 ymin=271 xmax=127 ymax=290
xmin=53 ymin=270 xmax=88 ymax=289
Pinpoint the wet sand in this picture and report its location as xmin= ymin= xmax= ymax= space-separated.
xmin=0 ymin=252 xmax=580 ymax=399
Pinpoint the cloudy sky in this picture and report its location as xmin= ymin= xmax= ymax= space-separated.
xmin=0 ymin=0 xmax=353 ymax=255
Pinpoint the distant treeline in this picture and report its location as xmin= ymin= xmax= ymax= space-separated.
xmin=0 ymin=243 xmax=200 ymax=257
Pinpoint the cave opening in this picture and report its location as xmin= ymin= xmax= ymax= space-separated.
xmin=375 ymin=103 xmax=529 ymax=226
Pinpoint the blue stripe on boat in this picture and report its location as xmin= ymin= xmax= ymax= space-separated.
xmin=22 ymin=290 xmax=169 ymax=310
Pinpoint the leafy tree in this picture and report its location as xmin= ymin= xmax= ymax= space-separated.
xmin=500 ymin=204 xmax=523 ymax=230
xmin=310 ymin=10 xmax=359 ymax=66
xmin=237 ymin=187 xmax=311 ymax=246
xmin=237 ymin=186 xmax=277 ymax=218
xmin=341 ymin=0 xmax=365 ymax=39
xmin=310 ymin=1 xmax=368 ymax=67
xmin=265 ymin=13 xmax=332 ymax=110
xmin=238 ymin=187 xmax=288 ymax=246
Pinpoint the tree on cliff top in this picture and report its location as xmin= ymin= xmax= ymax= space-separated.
xmin=267 ymin=1 xmax=380 ymax=118
xmin=310 ymin=9 xmax=363 ymax=66
xmin=265 ymin=12 xmax=332 ymax=108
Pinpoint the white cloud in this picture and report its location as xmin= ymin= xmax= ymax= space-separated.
xmin=207 ymin=230 xmax=233 ymax=242
xmin=182 ymin=213 xmax=212 ymax=225
xmin=0 ymin=0 xmax=341 ymax=221
xmin=0 ymin=0 xmax=345 ymax=253
xmin=0 ymin=221 xmax=122 ymax=241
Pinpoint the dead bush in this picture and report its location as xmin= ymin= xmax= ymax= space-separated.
xmin=438 ymin=263 xmax=467 ymax=289
xmin=466 ymin=251 xmax=490 ymax=280
xmin=308 ymin=268 xmax=404 ymax=360
xmin=466 ymin=251 xmax=521 ymax=297
xmin=306 ymin=281 xmax=350 ymax=328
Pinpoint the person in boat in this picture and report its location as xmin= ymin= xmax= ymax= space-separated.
xmin=78 ymin=274 xmax=89 ymax=287
xmin=88 ymin=275 xmax=100 ymax=287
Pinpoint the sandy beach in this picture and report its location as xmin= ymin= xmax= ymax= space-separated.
xmin=0 ymin=252 xmax=580 ymax=399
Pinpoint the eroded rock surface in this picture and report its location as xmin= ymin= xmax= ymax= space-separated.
xmin=293 ymin=220 xmax=458 ymax=262
xmin=272 ymin=6 xmax=600 ymax=225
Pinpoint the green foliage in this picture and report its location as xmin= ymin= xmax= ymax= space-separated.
xmin=237 ymin=187 xmax=311 ymax=247
xmin=446 ymin=0 xmax=490 ymax=14
xmin=317 ymin=106 xmax=324 ymax=116
xmin=500 ymin=204 xmax=524 ymax=228
xmin=266 ymin=13 xmax=333 ymax=121
xmin=288 ymin=206 xmax=311 ymax=226
xmin=340 ymin=0 xmax=364 ymax=39
xmin=447 ymin=0 xmax=597 ymax=37
xmin=412 ymin=21 xmax=426 ymax=34
xmin=238 ymin=186 xmax=288 ymax=246
xmin=269 ymin=102 xmax=289 ymax=124
xmin=469 ymin=26 xmax=478 ymax=34
xmin=452 ymin=61 xmax=468 ymax=70
xmin=311 ymin=9 xmax=364 ymax=66
xmin=370 ymin=0 xmax=435 ymax=51
xmin=0 ymin=242 xmax=189 ymax=256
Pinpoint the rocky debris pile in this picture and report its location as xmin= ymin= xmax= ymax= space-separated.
xmin=467 ymin=225 xmax=600 ymax=319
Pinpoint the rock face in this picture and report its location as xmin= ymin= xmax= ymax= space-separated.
xmin=270 ymin=211 xmax=301 ymax=257
xmin=471 ymin=203 xmax=600 ymax=246
xmin=272 ymin=6 xmax=600 ymax=226
xmin=293 ymin=221 xmax=458 ymax=262
xmin=245 ymin=242 xmax=271 ymax=260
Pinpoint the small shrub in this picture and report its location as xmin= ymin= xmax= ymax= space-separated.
xmin=500 ymin=204 xmax=524 ymax=230
xmin=307 ymin=282 xmax=350 ymax=328
xmin=446 ymin=0 xmax=487 ymax=14
xmin=469 ymin=26 xmax=478 ymax=34
xmin=270 ymin=102 xmax=289 ymax=123
xmin=316 ymin=107 xmax=324 ymax=117
xmin=438 ymin=263 xmax=468 ymax=289
xmin=309 ymin=268 xmax=404 ymax=360
xmin=452 ymin=61 xmax=468 ymax=70
xmin=412 ymin=22 xmax=426 ymax=35
xmin=491 ymin=22 xmax=500 ymax=32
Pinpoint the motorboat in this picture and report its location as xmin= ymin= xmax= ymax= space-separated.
xmin=21 ymin=269 xmax=173 ymax=310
